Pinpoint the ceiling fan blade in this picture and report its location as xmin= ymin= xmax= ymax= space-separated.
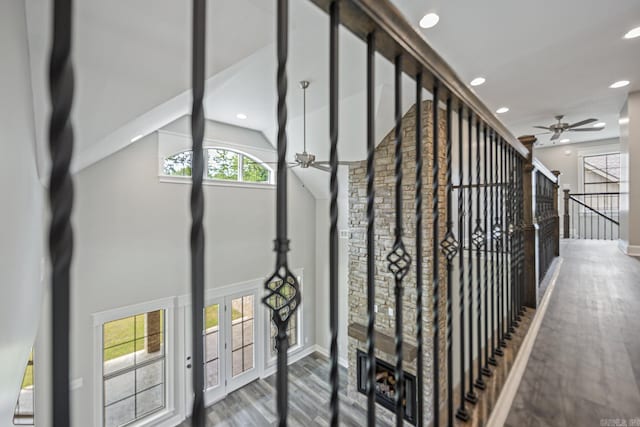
xmin=568 ymin=127 xmax=604 ymax=132
xmin=534 ymin=131 xmax=552 ymax=136
xmin=310 ymin=163 xmax=330 ymax=172
xmin=567 ymin=118 xmax=597 ymax=128
xmin=314 ymin=160 xmax=359 ymax=166
xmin=533 ymin=126 xmax=552 ymax=130
xmin=550 ymin=132 xmax=561 ymax=141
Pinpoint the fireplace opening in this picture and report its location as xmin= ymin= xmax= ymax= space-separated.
xmin=356 ymin=350 xmax=417 ymax=425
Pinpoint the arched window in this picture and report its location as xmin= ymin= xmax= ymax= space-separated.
xmin=162 ymin=148 xmax=272 ymax=184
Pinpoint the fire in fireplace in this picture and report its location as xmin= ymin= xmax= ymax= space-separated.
xmin=356 ymin=350 xmax=417 ymax=425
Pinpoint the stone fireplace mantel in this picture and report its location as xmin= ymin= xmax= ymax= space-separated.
xmin=347 ymin=323 xmax=418 ymax=362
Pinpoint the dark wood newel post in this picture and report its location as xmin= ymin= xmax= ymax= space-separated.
xmin=518 ymin=135 xmax=537 ymax=308
xmin=551 ymin=170 xmax=561 ymax=256
xmin=563 ymin=189 xmax=571 ymax=239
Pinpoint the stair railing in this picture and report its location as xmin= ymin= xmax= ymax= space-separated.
xmin=563 ymin=190 xmax=620 ymax=240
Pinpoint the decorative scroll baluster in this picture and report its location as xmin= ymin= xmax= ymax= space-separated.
xmin=440 ymin=96 xmax=458 ymax=427
xmin=431 ymin=79 xmax=441 ymax=427
xmin=415 ymin=72 xmax=425 ymax=427
xmin=48 ymin=0 xmax=74 ymax=425
xmin=465 ymin=112 xmax=478 ymax=404
xmin=190 ymin=0 xmax=206 ymax=424
xmin=263 ymin=1 xmax=301 ymax=425
xmin=387 ymin=54 xmax=411 ymax=427
xmin=455 ymin=105 xmax=470 ymax=421
xmin=473 ymin=120 xmax=486 ymax=391
xmin=507 ymin=147 xmax=517 ymax=334
xmin=481 ymin=125 xmax=492 ymax=378
xmin=328 ymin=3 xmax=340 ymax=425
xmin=365 ymin=31 xmax=377 ymax=427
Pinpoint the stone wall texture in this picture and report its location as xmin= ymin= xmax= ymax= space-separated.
xmin=348 ymin=100 xmax=449 ymax=425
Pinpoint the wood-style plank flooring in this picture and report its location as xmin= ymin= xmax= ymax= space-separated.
xmin=505 ymin=240 xmax=640 ymax=427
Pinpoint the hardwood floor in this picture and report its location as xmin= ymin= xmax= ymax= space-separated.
xmin=180 ymin=353 xmax=368 ymax=427
xmin=505 ymin=240 xmax=640 ymax=427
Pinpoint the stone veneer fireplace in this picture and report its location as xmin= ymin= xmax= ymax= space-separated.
xmin=347 ymin=100 xmax=449 ymax=425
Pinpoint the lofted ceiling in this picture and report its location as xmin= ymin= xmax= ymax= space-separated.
xmin=24 ymin=0 xmax=640 ymax=197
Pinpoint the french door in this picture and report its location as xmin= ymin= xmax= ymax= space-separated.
xmin=195 ymin=290 xmax=260 ymax=407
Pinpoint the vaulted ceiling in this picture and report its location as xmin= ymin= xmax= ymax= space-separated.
xmin=24 ymin=0 xmax=640 ymax=198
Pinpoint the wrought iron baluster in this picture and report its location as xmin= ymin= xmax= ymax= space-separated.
xmin=465 ymin=112 xmax=478 ymax=404
xmin=431 ymin=79 xmax=441 ymax=427
xmin=473 ymin=120 xmax=486 ymax=390
xmin=49 ymin=0 xmax=74 ymax=425
xmin=365 ymin=31 xmax=377 ymax=427
xmin=455 ymin=105 xmax=470 ymax=421
xmin=502 ymin=139 xmax=512 ymax=342
xmin=440 ymin=96 xmax=458 ymax=427
xmin=415 ymin=72 xmax=425 ymax=427
xmin=329 ymin=3 xmax=340 ymax=425
xmin=190 ymin=0 xmax=206 ymax=424
xmin=508 ymin=147 xmax=517 ymax=333
xmin=517 ymin=156 xmax=525 ymax=318
xmin=481 ymin=126 xmax=492 ymax=377
xmin=387 ymin=54 xmax=411 ymax=427
xmin=494 ymin=136 xmax=505 ymax=356
xmin=263 ymin=1 xmax=301 ymax=425
xmin=488 ymin=130 xmax=498 ymax=366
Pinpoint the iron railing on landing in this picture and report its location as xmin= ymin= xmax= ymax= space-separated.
xmin=563 ymin=190 xmax=620 ymax=240
xmin=43 ymin=1 xmax=559 ymax=427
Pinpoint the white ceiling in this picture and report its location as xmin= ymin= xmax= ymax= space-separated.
xmin=24 ymin=0 xmax=640 ymax=197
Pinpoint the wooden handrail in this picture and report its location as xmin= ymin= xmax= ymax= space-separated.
xmin=307 ymin=0 xmax=529 ymax=157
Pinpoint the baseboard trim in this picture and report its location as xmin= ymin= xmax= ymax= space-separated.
xmin=313 ymin=344 xmax=348 ymax=368
xmin=487 ymin=257 xmax=564 ymax=427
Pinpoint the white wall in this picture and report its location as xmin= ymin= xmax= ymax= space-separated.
xmin=314 ymin=198 xmax=349 ymax=366
xmin=0 ymin=0 xmax=45 ymax=424
xmin=619 ymin=91 xmax=640 ymax=254
xmin=66 ymin=119 xmax=316 ymax=425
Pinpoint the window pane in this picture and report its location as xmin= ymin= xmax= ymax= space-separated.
xmin=104 ymin=342 xmax=135 ymax=375
xmin=105 ymin=396 xmax=135 ymax=427
xmin=135 ymin=384 xmax=164 ymax=418
xmin=104 ymin=317 xmax=135 ymax=349
xmin=242 ymin=156 xmax=270 ymax=183
xmin=205 ymin=360 xmax=219 ymax=389
xmin=207 ymin=149 xmax=238 ymax=181
xmin=243 ymin=344 xmax=254 ymax=371
xmin=14 ymin=351 xmax=34 ymax=424
xmin=104 ymin=371 xmax=135 ymax=406
xmin=135 ymin=360 xmax=164 ymax=391
xmin=163 ymin=151 xmax=192 ymax=176
xmin=232 ymin=350 xmax=243 ymax=377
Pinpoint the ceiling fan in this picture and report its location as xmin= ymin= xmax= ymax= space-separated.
xmin=533 ymin=115 xmax=604 ymax=142
xmin=267 ymin=80 xmax=355 ymax=172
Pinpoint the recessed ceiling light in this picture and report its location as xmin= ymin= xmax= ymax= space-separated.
xmin=496 ymin=107 xmax=509 ymax=114
xmin=624 ymin=27 xmax=640 ymax=39
xmin=610 ymin=80 xmax=630 ymax=89
xmin=564 ymin=149 xmax=572 ymax=156
xmin=236 ymin=113 xmax=248 ymax=120
xmin=419 ymin=13 xmax=440 ymax=29
xmin=619 ymin=117 xmax=630 ymax=125
xmin=131 ymin=134 xmax=144 ymax=143
xmin=593 ymin=122 xmax=606 ymax=128
xmin=560 ymin=138 xmax=570 ymax=143
xmin=470 ymin=77 xmax=486 ymax=87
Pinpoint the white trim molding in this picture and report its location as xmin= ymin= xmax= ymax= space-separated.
xmin=618 ymin=240 xmax=640 ymax=256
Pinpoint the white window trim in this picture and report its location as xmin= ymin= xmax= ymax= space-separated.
xmin=157 ymin=130 xmax=276 ymax=188
xmin=576 ymin=145 xmax=620 ymax=193
xmin=92 ymin=296 xmax=179 ymax=427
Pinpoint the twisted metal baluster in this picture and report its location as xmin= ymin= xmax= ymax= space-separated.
xmin=190 ymin=0 xmax=206 ymax=424
xmin=387 ymin=54 xmax=411 ymax=427
xmin=488 ymin=130 xmax=498 ymax=366
xmin=481 ymin=125 xmax=492 ymax=378
xmin=502 ymin=140 xmax=512 ymax=341
xmin=465 ymin=112 xmax=477 ymax=404
xmin=473 ymin=120 xmax=486 ymax=390
xmin=455 ymin=105 xmax=470 ymax=421
xmin=494 ymin=136 xmax=505 ymax=356
xmin=415 ymin=72 xmax=425 ymax=427
xmin=49 ymin=1 xmax=74 ymax=425
xmin=439 ymin=96 xmax=459 ymax=427
xmin=263 ymin=1 xmax=301 ymax=425
xmin=431 ymin=79 xmax=441 ymax=427
xmin=365 ymin=31 xmax=377 ymax=427
xmin=329 ymin=2 xmax=340 ymax=425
